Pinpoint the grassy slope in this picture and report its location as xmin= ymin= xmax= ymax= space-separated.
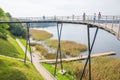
xmin=19 ymin=38 xmax=31 ymax=52
xmin=0 ymin=36 xmax=43 ymax=80
xmin=0 ymin=35 xmax=24 ymax=59
xmin=41 ymin=63 xmax=74 ymax=80
xmin=0 ymin=56 xmax=43 ymax=80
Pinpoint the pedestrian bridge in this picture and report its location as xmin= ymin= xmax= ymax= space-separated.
xmin=0 ymin=15 xmax=120 ymax=39
xmin=0 ymin=15 xmax=120 ymax=80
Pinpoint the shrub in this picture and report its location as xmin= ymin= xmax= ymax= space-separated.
xmin=44 ymin=54 xmax=56 ymax=59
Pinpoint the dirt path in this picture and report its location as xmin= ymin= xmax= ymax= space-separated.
xmin=16 ymin=39 xmax=56 ymax=80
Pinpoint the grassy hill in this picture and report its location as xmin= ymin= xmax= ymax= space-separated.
xmin=0 ymin=56 xmax=43 ymax=80
xmin=0 ymin=35 xmax=44 ymax=80
xmin=0 ymin=35 xmax=25 ymax=59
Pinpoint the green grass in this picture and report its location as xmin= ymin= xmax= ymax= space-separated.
xmin=0 ymin=56 xmax=43 ymax=80
xmin=19 ymin=38 xmax=31 ymax=52
xmin=30 ymin=29 xmax=53 ymax=41
xmin=0 ymin=35 xmax=24 ymax=59
xmin=19 ymin=38 xmax=26 ymax=47
xmin=41 ymin=63 xmax=74 ymax=80
xmin=46 ymin=40 xmax=87 ymax=57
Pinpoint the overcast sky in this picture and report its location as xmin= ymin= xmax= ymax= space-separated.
xmin=0 ymin=0 xmax=120 ymax=17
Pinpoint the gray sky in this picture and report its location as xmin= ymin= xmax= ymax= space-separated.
xmin=0 ymin=0 xmax=120 ymax=17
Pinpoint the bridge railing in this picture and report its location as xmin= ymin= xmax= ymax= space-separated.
xmin=0 ymin=15 xmax=120 ymax=23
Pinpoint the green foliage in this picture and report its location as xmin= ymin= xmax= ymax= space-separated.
xmin=8 ymin=23 xmax=27 ymax=38
xmin=30 ymin=29 xmax=53 ymax=41
xmin=0 ymin=56 xmax=43 ymax=80
xmin=19 ymin=38 xmax=26 ymax=47
xmin=0 ymin=35 xmax=24 ymax=59
xmin=0 ymin=8 xmax=7 ymax=18
xmin=46 ymin=40 xmax=87 ymax=57
xmin=6 ymin=13 xmax=27 ymax=38
xmin=0 ymin=8 xmax=9 ymax=40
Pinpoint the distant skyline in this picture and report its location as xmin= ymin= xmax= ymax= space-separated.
xmin=0 ymin=0 xmax=120 ymax=17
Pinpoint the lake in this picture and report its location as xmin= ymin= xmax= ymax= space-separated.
xmin=32 ymin=23 xmax=120 ymax=58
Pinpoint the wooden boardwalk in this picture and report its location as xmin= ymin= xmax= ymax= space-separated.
xmin=40 ymin=52 xmax=116 ymax=64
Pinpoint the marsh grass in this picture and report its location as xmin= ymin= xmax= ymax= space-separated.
xmin=46 ymin=40 xmax=87 ymax=57
xmin=29 ymin=29 xmax=53 ymax=41
xmin=63 ymin=57 xmax=120 ymax=80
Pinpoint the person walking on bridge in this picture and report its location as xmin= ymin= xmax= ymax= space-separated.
xmin=98 ymin=12 xmax=101 ymax=23
xmin=93 ymin=13 xmax=96 ymax=23
xmin=83 ymin=12 xmax=86 ymax=22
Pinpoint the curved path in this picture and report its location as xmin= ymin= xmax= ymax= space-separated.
xmin=16 ymin=39 xmax=56 ymax=80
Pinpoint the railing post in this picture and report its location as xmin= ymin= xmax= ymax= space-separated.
xmin=87 ymin=16 xmax=89 ymax=23
xmin=105 ymin=16 xmax=108 ymax=28
xmin=111 ymin=16 xmax=115 ymax=30
xmin=72 ymin=15 xmax=74 ymax=21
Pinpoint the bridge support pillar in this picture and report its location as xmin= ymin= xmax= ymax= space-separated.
xmin=80 ymin=25 xmax=99 ymax=80
xmin=24 ymin=23 xmax=33 ymax=64
xmin=54 ymin=22 xmax=63 ymax=77
xmin=118 ymin=19 xmax=120 ymax=40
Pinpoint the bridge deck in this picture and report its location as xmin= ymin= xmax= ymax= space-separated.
xmin=0 ymin=16 xmax=120 ymax=39
xmin=40 ymin=52 xmax=116 ymax=64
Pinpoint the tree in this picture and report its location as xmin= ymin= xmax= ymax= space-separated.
xmin=6 ymin=12 xmax=27 ymax=38
xmin=8 ymin=23 xmax=26 ymax=38
xmin=0 ymin=8 xmax=9 ymax=40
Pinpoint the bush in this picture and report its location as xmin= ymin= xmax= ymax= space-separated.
xmin=44 ymin=54 xmax=56 ymax=59
xmin=0 ymin=32 xmax=7 ymax=40
xmin=8 ymin=23 xmax=27 ymax=38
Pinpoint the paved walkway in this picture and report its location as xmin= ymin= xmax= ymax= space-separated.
xmin=16 ymin=39 xmax=56 ymax=80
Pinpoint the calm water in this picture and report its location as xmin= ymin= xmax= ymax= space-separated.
xmin=32 ymin=24 xmax=120 ymax=58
